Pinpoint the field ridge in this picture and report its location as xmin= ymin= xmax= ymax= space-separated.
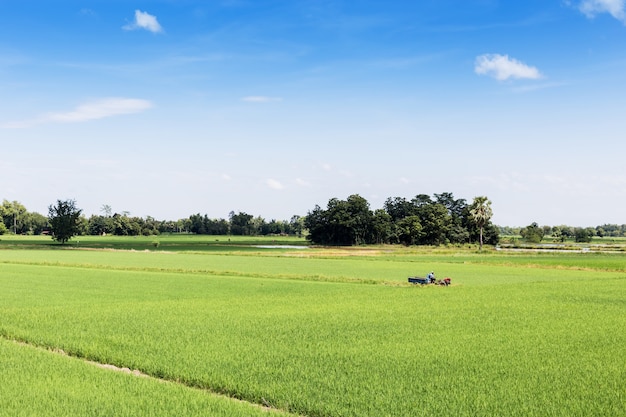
xmin=0 ymin=259 xmax=392 ymax=285
xmin=1 ymin=334 xmax=304 ymax=417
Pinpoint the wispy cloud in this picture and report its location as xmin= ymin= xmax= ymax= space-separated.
xmin=123 ymin=10 xmax=164 ymax=33
xmin=511 ymin=81 xmax=568 ymax=93
xmin=266 ymin=179 xmax=285 ymax=190
xmin=475 ymin=54 xmax=542 ymax=81
xmin=241 ymin=96 xmax=283 ymax=103
xmin=295 ymin=178 xmax=311 ymax=187
xmin=79 ymin=8 xmax=97 ymax=17
xmin=577 ymin=0 xmax=626 ymax=23
xmin=2 ymin=97 xmax=153 ymax=128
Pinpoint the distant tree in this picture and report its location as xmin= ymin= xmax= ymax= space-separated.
xmin=230 ymin=211 xmax=254 ymax=235
xmin=48 ymin=199 xmax=82 ymax=244
xmin=24 ymin=212 xmax=49 ymax=235
xmin=396 ymin=215 xmax=423 ymax=246
xmin=469 ymin=196 xmax=493 ymax=250
xmin=324 ymin=198 xmax=354 ymax=245
xmin=1 ymin=200 xmax=27 ymax=234
xmin=371 ymin=209 xmax=392 ymax=244
xmin=101 ymin=204 xmax=113 ymax=217
xmin=435 ymin=192 xmax=468 ymax=244
xmin=304 ymin=195 xmax=375 ymax=245
xmin=520 ymin=222 xmax=544 ymax=244
xmin=384 ymin=197 xmax=415 ymax=222
xmin=411 ymin=194 xmax=433 ymax=208
xmin=250 ymin=216 xmax=266 ymax=235
xmin=551 ymin=226 xmax=567 ymax=243
xmin=556 ymin=225 xmax=574 ymax=239
xmin=416 ymin=203 xmax=451 ymax=245
xmin=574 ymin=227 xmax=595 ymax=243
xmin=289 ymin=215 xmax=304 ymax=237
xmin=304 ymin=205 xmax=330 ymax=244
xmin=344 ymin=194 xmax=374 ymax=245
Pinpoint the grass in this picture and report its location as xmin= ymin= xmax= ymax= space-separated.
xmin=0 ymin=236 xmax=624 ymax=416
xmin=0 ymin=234 xmax=308 ymax=252
xmin=0 ymin=338 xmax=295 ymax=417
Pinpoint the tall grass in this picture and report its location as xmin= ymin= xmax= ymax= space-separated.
xmin=0 ymin=338 xmax=296 ymax=417
xmin=1 ymin=250 xmax=624 ymax=416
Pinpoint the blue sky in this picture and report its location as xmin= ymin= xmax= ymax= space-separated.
xmin=1 ymin=0 xmax=625 ymax=227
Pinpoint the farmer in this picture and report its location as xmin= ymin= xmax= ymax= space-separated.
xmin=426 ymin=271 xmax=435 ymax=283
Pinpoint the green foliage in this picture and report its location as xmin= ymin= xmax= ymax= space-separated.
xmin=307 ymin=192 xmax=498 ymax=246
xmin=396 ymin=215 xmax=423 ymax=245
xmin=229 ymin=211 xmax=254 ymax=235
xmin=0 ymin=199 xmax=48 ymax=235
xmin=469 ymin=196 xmax=493 ymax=250
xmin=574 ymin=227 xmax=595 ymax=243
xmin=520 ymin=222 xmax=545 ymax=243
xmin=48 ymin=200 xmax=82 ymax=244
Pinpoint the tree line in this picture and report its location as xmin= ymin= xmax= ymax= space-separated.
xmin=304 ymin=192 xmax=498 ymax=247
xmin=0 ymin=199 xmax=304 ymax=240
xmin=500 ymin=223 xmax=626 ymax=244
xmin=3 ymin=197 xmax=625 ymax=246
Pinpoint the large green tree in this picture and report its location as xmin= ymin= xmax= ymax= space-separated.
xmin=307 ymin=192 xmax=498 ymax=247
xmin=469 ymin=196 xmax=493 ymax=250
xmin=1 ymin=200 xmax=27 ymax=234
xmin=48 ymin=199 xmax=82 ymax=244
xmin=229 ymin=211 xmax=254 ymax=235
xmin=304 ymin=194 xmax=375 ymax=246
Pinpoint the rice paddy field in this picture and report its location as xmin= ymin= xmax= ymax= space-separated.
xmin=0 ymin=235 xmax=624 ymax=416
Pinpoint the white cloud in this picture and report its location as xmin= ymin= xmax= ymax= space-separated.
xmin=1 ymin=97 xmax=153 ymax=128
xmin=123 ymin=10 xmax=163 ymax=33
xmin=241 ymin=96 xmax=283 ymax=103
xmin=266 ymin=179 xmax=285 ymax=190
xmin=475 ymin=54 xmax=542 ymax=81
xmin=222 ymin=174 xmax=232 ymax=181
xmin=295 ymin=178 xmax=311 ymax=187
xmin=511 ymin=81 xmax=568 ymax=93
xmin=578 ymin=0 xmax=626 ymax=22
xmin=46 ymin=98 xmax=153 ymax=123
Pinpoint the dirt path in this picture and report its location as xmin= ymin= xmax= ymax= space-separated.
xmin=4 ymin=336 xmax=301 ymax=416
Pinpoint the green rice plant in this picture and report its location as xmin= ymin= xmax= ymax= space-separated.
xmin=0 ymin=248 xmax=623 ymax=287
xmin=0 ymin=338 xmax=297 ymax=417
xmin=1 ymin=256 xmax=624 ymax=417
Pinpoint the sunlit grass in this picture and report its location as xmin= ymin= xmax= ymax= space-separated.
xmin=1 ymin=246 xmax=624 ymax=416
xmin=0 ymin=338 xmax=295 ymax=417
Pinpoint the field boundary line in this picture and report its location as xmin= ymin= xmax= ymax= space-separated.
xmin=0 ymin=259 xmax=397 ymax=285
xmin=2 ymin=334 xmax=306 ymax=417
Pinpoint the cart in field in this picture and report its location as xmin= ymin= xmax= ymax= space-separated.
xmin=408 ymin=276 xmax=451 ymax=286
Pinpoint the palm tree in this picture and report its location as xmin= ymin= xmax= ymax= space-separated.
xmin=469 ymin=196 xmax=493 ymax=250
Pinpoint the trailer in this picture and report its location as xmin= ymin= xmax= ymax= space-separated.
xmin=408 ymin=277 xmax=451 ymax=286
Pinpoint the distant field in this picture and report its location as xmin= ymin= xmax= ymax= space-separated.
xmin=0 ymin=236 xmax=624 ymax=416
xmin=0 ymin=233 xmax=308 ymax=252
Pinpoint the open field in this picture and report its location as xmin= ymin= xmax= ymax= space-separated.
xmin=1 ymin=236 xmax=624 ymax=416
